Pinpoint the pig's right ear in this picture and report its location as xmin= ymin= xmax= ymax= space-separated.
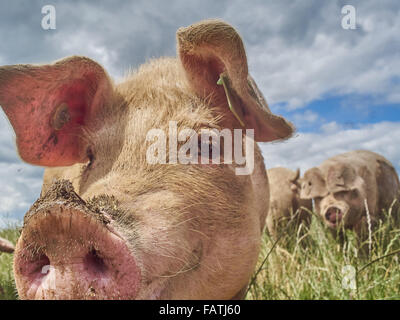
xmin=177 ymin=19 xmax=294 ymax=142
xmin=300 ymin=168 xmax=328 ymax=200
xmin=289 ymin=168 xmax=301 ymax=192
xmin=0 ymin=56 xmax=112 ymax=167
xmin=289 ymin=168 xmax=301 ymax=183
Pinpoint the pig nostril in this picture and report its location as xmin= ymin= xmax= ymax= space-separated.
xmin=84 ymin=249 xmax=107 ymax=274
xmin=31 ymin=254 xmax=51 ymax=277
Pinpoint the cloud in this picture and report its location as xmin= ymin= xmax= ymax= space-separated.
xmin=0 ymin=161 xmax=43 ymax=224
xmin=0 ymin=113 xmax=43 ymax=224
xmin=1 ymin=1 xmax=399 ymax=108
xmin=246 ymin=0 xmax=400 ymax=109
xmin=261 ymin=121 xmax=400 ymax=175
xmin=291 ymin=110 xmax=320 ymax=129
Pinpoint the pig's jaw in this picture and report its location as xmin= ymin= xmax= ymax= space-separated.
xmin=13 ymin=185 xmax=141 ymax=300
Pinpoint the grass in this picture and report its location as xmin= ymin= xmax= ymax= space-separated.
xmin=0 ymin=224 xmax=20 ymax=300
xmin=247 ymin=204 xmax=400 ymax=300
xmin=0 ymin=206 xmax=399 ymax=300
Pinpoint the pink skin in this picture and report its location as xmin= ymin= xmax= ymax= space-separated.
xmin=324 ymin=207 xmax=344 ymax=228
xmin=14 ymin=203 xmax=140 ymax=300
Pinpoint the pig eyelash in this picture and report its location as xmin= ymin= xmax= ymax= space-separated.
xmin=86 ymin=147 xmax=95 ymax=167
xmin=350 ymin=189 xmax=359 ymax=199
xmin=80 ymin=126 xmax=98 ymax=162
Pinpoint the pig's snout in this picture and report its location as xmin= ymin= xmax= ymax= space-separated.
xmin=324 ymin=207 xmax=344 ymax=226
xmin=13 ymin=181 xmax=140 ymax=300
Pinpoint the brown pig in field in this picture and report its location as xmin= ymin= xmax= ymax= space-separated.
xmin=266 ymin=168 xmax=312 ymax=240
xmin=0 ymin=236 xmax=14 ymax=253
xmin=300 ymin=150 xmax=400 ymax=237
xmin=0 ymin=20 xmax=293 ymax=299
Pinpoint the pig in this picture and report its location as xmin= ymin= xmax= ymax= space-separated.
xmin=300 ymin=150 xmax=400 ymax=237
xmin=266 ymin=168 xmax=312 ymax=240
xmin=0 ymin=236 xmax=14 ymax=253
xmin=0 ymin=19 xmax=293 ymax=299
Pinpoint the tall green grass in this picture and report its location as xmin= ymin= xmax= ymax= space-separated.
xmin=247 ymin=204 xmax=400 ymax=300
xmin=1 ymin=206 xmax=399 ymax=300
xmin=0 ymin=225 xmax=19 ymax=300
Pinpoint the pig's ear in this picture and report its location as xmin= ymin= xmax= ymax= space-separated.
xmin=300 ymin=168 xmax=328 ymax=200
xmin=0 ymin=56 xmax=113 ymax=167
xmin=289 ymin=168 xmax=301 ymax=192
xmin=289 ymin=168 xmax=300 ymax=183
xmin=326 ymin=165 xmax=357 ymax=193
xmin=177 ymin=19 xmax=294 ymax=142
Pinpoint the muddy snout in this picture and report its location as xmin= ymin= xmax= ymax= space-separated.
xmin=13 ymin=180 xmax=140 ymax=300
xmin=324 ymin=207 xmax=344 ymax=226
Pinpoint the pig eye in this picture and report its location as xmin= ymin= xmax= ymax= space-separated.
xmin=83 ymin=147 xmax=95 ymax=172
xmin=87 ymin=147 xmax=95 ymax=165
xmin=351 ymin=189 xmax=358 ymax=199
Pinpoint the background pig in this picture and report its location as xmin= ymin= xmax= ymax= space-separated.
xmin=0 ymin=237 xmax=14 ymax=253
xmin=0 ymin=20 xmax=293 ymax=299
xmin=300 ymin=150 xmax=400 ymax=237
xmin=266 ymin=168 xmax=312 ymax=240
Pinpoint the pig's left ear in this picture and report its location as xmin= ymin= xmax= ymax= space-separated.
xmin=300 ymin=168 xmax=328 ymax=200
xmin=177 ymin=19 xmax=294 ymax=142
xmin=0 ymin=56 xmax=113 ymax=167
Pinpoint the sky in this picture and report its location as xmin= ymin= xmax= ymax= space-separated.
xmin=0 ymin=0 xmax=399 ymax=227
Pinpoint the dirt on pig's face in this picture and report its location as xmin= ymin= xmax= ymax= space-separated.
xmin=316 ymin=190 xmax=364 ymax=230
xmin=1 ymin=20 xmax=294 ymax=299
xmin=301 ymin=165 xmax=365 ymax=230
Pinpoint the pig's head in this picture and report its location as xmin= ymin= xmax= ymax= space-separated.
xmin=0 ymin=20 xmax=293 ymax=299
xmin=289 ymin=168 xmax=312 ymax=214
xmin=301 ymin=164 xmax=369 ymax=230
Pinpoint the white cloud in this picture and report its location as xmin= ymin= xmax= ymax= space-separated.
xmin=292 ymin=110 xmax=320 ymax=127
xmin=0 ymin=162 xmax=43 ymax=220
xmin=261 ymin=121 xmax=400 ymax=175
xmin=0 ymin=113 xmax=43 ymax=223
xmin=243 ymin=1 xmax=400 ymax=110
xmin=1 ymin=1 xmax=398 ymax=110
xmin=320 ymin=121 xmax=343 ymax=134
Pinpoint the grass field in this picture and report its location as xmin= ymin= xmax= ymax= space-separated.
xmin=1 ymin=206 xmax=399 ymax=300
xmin=247 ymin=205 xmax=400 ymax=300
xmin=0 ymin=224 xmax=20 ymax=300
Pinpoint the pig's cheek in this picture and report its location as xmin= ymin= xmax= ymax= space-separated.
xmin=342 ymin=204 xmax=355 ymax=226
